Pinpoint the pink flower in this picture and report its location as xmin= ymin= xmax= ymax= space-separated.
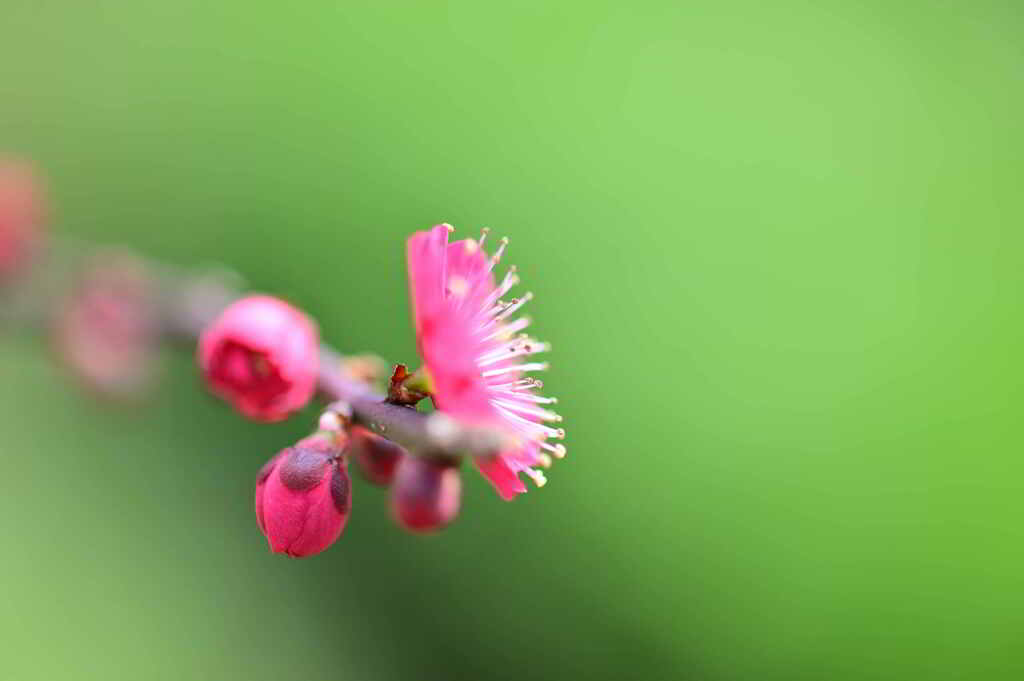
xmin=349 ymin=425 xmax=405 ymax=486
xmin=406 ymin=224 xmax=566 ymax=501
xmin=198 ymin=295 xmax=319 ymax=422
xmin=0 ymin=160 xmax=44 ymax=280
xmin=54 ymin=252 xmax=158 ymax=399
xmin=392 ymin=456 xmax=461 ymax=533
xmin=255 ymin=437 xmax=351 ymax=557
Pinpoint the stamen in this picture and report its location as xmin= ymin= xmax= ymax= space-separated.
xmin=489 ymin=390 xmax=558 ymax=404
xmin=479 ymin=316 xmax=531 ymax=342
xmin=493 ymin=292 xmax=533 ymax=323
xmin=491 ymin=399 xmax=561 ymax=422
xmin=477 ymin=341 xmax=549 ymax=367
xmin=481 ymin=362 xmax=549 ymax=378
xmin=485 ymin=300 xmax=510 ymax=317
xmin=536 ymin=453 xmax=553 ymax=468
xmin=495 ymin=406 xmax=563 ymax=439
xmin=478 ymin=227 xmax=490 ymax=249
xmin=476 ymin=341 xmax=522 ymax=364
xmin=477 ymin=268 xmax=520 ymax=315
xmin=524 ymin=468 xmax=547 ymax=487
xmin=540 ymin=442 xmax=567 ymax=458
xmin=488 ymin=378 xmax=541 ymax=391
xmin=490 ymin=237 xmax=509 ymax=265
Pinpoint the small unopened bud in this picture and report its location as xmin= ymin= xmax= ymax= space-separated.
xmin=348 ymin=425 xmax=405 ymax=486
xmin=0 ymin=160 xmax=44 ymax=281
xmin=256 ymin=439 xmax=351 ymax=557
xmin=198 ymin=295 xmax=319 ymax=422
xmin=54 ymin=252 xmax=158 ymax=399
xmin=392 ymin=456 xmax=461 ymax=533
xmin=342 ymin=354 xmax=388 ymax=386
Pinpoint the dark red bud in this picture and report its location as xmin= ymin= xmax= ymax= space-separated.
xmin=330 ymin=463 xmax=352 ymax=517
xmin=392 ymin=456 xmax=461 ymax=533
xmin=349 ymin=426 xmax=405 ymax=486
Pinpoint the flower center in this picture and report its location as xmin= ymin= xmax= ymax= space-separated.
xmin=210 ymin=341 xmax=290 ymax=407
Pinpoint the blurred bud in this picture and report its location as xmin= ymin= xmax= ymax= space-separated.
xmin=257 ymin=437 xmax=351 ymax=557
xmin=54 ymin=251 xmax=158 ymax=399
xmin=348 ymin=425 xmax=405 ymax=486
xmin=342 ymin=354 xmax=389 ymax=387
xmin=0 ymin=159 xmax=44 ymax=281
xmin=392 ymin=456 xmax=461 ymax=533
xmin=198 ymin=295 xmax=319 ymax=422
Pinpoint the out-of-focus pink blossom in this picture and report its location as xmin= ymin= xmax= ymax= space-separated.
xmin=406 ymin=224 xmax=565 ymax=500
xmin=0 ymin=159 xmax=44 ymax=280
xmin=392 ymin=456 xmax=461 ymax=533
xmin=54 ymin=252 xmax=157 ymax=399
xmin=198 ymin=295 xmax=319 ymax=422
xmin=256 ymin=436 xmax=351 ymax=557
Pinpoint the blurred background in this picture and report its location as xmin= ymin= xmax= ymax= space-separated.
xmin=1 ymin=1 xmax=1022 ymax=679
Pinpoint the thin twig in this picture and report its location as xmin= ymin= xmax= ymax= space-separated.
xmin=46 ymin=238 xmax=517 ymax=461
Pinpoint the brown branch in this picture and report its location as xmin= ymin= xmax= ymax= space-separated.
xmin=3 ymin=236 xmax=515 ymax=460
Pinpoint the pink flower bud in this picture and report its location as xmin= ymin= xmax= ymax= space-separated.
xmin=54 ymin=252 xmax=158 ymax=399
xmin=0 ymin=159 xmax=44 ymax=280
xmin=256 ymin=441 xmax=351 ymax=557
xmin=198 ymin=295 xmax=319 ymax=422
xmin=349 ymin=425 xmax=404 ymax=486
xmin=392 ymin=456 xmax=461 ymax=533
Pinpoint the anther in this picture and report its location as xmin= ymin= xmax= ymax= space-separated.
xmin=491 ymin=237 xmax=509 ymax=263
xmin=524 ymin=468 xmax=547 ymax=487
xmin=540 ymin=441 xmax=566 ymax=458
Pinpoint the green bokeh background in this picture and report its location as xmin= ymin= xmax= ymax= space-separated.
xmin=2 ymin=2 xmax=1022 ymax=679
